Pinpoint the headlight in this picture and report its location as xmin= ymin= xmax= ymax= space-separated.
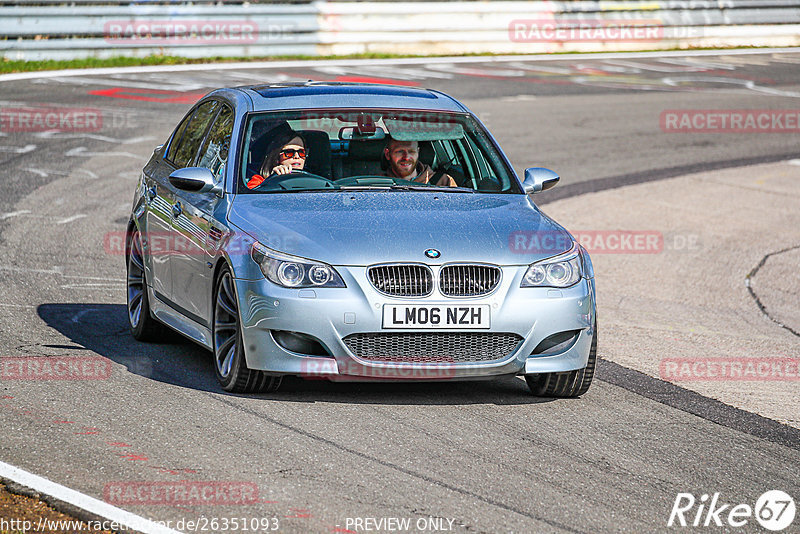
xmin=521 ymin=244 xmax=583 ymax=288
xmin=579 ymin=244 xmax=594 ymax=279
xmin=251 ymin=242 xmax=345 ymax=288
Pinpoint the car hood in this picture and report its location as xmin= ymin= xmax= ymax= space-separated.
xmin=228 ymin=192 xmax=573 ymax=266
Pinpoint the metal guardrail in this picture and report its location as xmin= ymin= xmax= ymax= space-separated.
xmin=1 ymin=0 xmax=799 ymax=60
xmin=3 ymin=5 xmax=318 ymax=37
xmin=0 ymin=4 xmax=319 ymax=59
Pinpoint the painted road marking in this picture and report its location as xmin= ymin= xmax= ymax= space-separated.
xmin=56 ymin=214 xmax=87 ymax=224
xmin=0 ymin=460 xmax=183 ymax=534
xmin=34 ymin=131 xmax=155 ymax=144
xmin=88 ymin=87 xmax=205 ymax=104
xmin=24 ymin=168 xmax=99 ymax=179
xmin=62 ymin=274 xmax=123 ymax=281
xmin=47 ymin=75 xmax=206 ymax=92
xmin=65 ymin=146 xmax=141 ymax=159
xmin=0 ymin=265 xmax=122 ymax=281
xmin=61 ymin=283 xmax=122 ymax=290
xmin=0 ymin=144 xmax=36 ymax=154
xmin=0 ymin=265 xmax=63 ymax=275
xmin=1 ymin=48 xmax=799 ymax=82
xmin=0 ymin=210 xmax=31 ymax=220
xmin=499 ymin=94 xmax=537 ymax=101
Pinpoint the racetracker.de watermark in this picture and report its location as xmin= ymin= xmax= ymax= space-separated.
xmin=300 ymin=360 xmax=457 ymax=380
xmin=0 ymin=107 xmax=102 ymax=133
xmin=509 ymin=230 xmax=664 ymax=254
xmin=660 ymin=357 xmax=800 ymax=382
xmin=104 ymin=481 xmax=259 ymax=506
xmin=1 ymin=356 xmax=111 ymax=380
xmin=104 ymin=20 xmax=269 ymax=44
xmin=509 ymin=19 xmax=667 ymax=42
xmin=105 ymin=231 xmax=296 ymax=256
xmin=297 ymin=111 xmax=461 ymax=136
xmin=660 ymin=110 xmax=800 ymax=133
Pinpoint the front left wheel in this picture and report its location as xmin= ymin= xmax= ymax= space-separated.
xmin=126 ymin=228 xmax=165 ymax=341
xmin=213 ymin=266 xmax=282 ymax=393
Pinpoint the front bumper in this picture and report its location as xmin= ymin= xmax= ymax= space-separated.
xmin=233 ymin=266 xmax=595 ymax=381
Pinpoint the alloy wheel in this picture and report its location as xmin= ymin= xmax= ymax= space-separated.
xmin=214 ymin=271 xmax=240 ymax=379
xmin=126 ymin=231 xmax=146 ymax=329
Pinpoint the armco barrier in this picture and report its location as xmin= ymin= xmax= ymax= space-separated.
xmin=1 ymin=0 xmax=799 ymax=60
xmin=315 ymin=1 xmax=800 ymax=56
xmin=0 ymin=4 xmax=320 ymax=60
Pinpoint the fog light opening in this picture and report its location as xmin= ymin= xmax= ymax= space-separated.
xmin=531 ymin=330 xmax=581 ymax=356
xmin=272 ymin=330 xmax=332 ymax=357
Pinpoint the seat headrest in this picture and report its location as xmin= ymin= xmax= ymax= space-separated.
xmin=348 ymin=139 xmax=386 ymax=161
xmin=297 ymin=130 xmax=331 ymax=178
xmin=418 ymin=141 xmax=435 ymax=166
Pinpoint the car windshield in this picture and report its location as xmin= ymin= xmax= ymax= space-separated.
xmin=238 ymin=109 xmax=520 ymax=194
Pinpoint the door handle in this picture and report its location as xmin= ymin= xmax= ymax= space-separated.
xmin=172 ymin=202 xmax=182 ymax=218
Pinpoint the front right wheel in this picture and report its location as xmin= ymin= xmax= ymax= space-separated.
xmin=213 ymin=266 xmax=282 ymax=393
xmin=526 ymin=322 xmax=597 ymax=398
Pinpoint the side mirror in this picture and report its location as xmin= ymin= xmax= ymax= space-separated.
xmin=522 ymin=167 xmax=560 ymax=194
xmin=169 ymin=167 xmax=223 ymax=197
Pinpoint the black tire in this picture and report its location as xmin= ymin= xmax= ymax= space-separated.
xmin=526 ymin=322 xmax=597 ymax=398
xmin=213 ymin=266 xmax=282 ymax=393
xmin=126 ymin=228 xmax=165 ymax=341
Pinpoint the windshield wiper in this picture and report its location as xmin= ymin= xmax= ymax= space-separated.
xmin=261 ymin=188 xmax=341 ymax=193
xmin=388 ymin=184 xmax=476 ymax=193
xmin=339 ymin=185 xmax=392 ymax=190
xmin=262 ymin=185 xmax=477 ymax=193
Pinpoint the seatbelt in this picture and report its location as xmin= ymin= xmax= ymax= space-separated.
xmin=429 ymin=166 xmax=446 ymax=185
xmin=428 ymin=155 xmax=457 ymax=185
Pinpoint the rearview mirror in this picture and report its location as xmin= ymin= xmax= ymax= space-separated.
xmin=338 ymin=126 xmax=386 ymax=140
xmin=169 ymin=167 xmax=223 ymax=197
xmin=522 ymin=167 xmax=560 ymax=194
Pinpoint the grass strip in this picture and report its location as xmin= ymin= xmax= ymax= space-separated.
xmin=0 ymin=46 xmax=765 ymax=75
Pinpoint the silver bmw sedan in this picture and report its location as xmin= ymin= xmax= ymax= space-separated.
xmin=125 ymin=82 xmax=597 ymax=396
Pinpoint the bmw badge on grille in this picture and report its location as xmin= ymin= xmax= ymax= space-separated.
xmin=425 ymin=249 xmax=441 ymax=259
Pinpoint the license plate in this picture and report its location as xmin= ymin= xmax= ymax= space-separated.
xmin=382 ymin=304 xmax=490 ymax=329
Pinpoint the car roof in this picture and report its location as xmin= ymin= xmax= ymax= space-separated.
xmin=230 ymin=82 xmax=469 ymax=113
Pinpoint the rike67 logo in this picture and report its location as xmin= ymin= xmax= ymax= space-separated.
xmin=668 ymin=490 xmax=796 ymax=531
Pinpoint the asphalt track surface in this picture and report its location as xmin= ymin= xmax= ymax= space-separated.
xmin=0 ymin=51 xmax=799 ymax=533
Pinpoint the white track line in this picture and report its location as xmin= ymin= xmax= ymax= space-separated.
xmin=0 ymin=210 xmax=31 ymax=220
xmin=0 ymin=460 xmax=183 ymax=534
xmin=56 ymin=214 xmax=87 ymax=224
xmin=0 ymin=47 xmax=798 ymax=82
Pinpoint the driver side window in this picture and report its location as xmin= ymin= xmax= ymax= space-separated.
xmin=197 ymin=104 xmax=233 ymax=182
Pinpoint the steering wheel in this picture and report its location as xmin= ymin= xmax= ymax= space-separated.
xmin=259 ymin=170 xmax=337 ymax=190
